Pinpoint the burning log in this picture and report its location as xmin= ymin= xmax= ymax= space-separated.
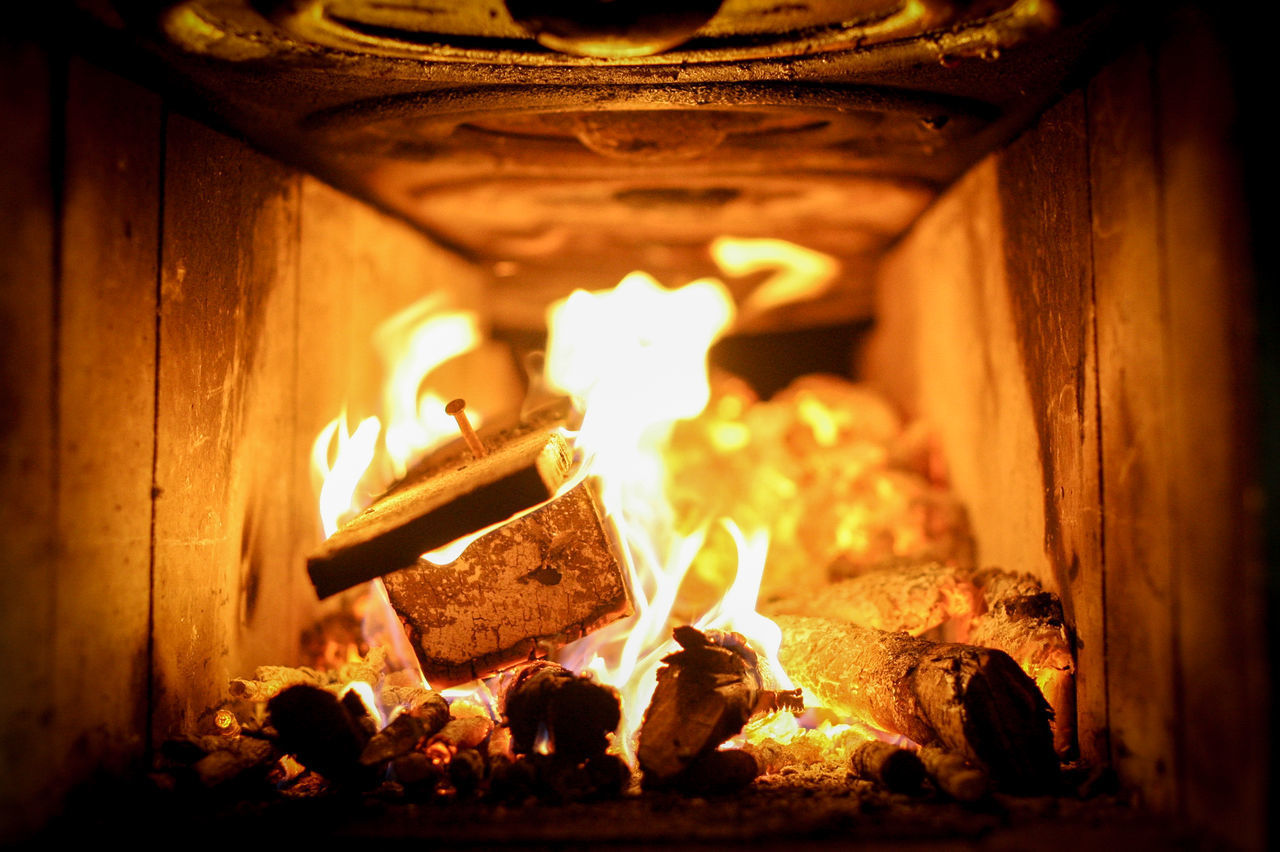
xmin=637 ymin=626 xmax=763 ymax=789
xmin=500 ymin=660 xmax=621 ymax=761
xmin=267 ymin=684 xmax=376 ymax=789
xmin=359 ymin=692 xmax=450 ymax=766
xmin=775 ymin=615 xmax=1058 ymax=792
xmin=307 ymin=424 xmax=573 ymax=598
xmin=969 ymin=568 xmax=1076 ymax=757
xmin=849 ymin=740 xmax=925 ymax=794
xmin=382 ymin=478 xmax=630 ymax=687
xmin=918 ymin=745 xmax=990 ymax=803
xmin=765 ymin=561 xmax=980 ymax=637
xmin=307 ymin=414 xmax=630 ymax=688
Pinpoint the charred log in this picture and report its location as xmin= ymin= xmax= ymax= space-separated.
xmin=918 ymin=745 xmax=990 ymax=802
xmin=775 ymin=615 xmax=1058 ymax=792
xmin=359 ymin=692 xmax=450 ymax=766
xmin=500 ymin=660 xmax=621 ymax=761
xmin=424 ymin=716 xmax=495 ymax=768
xmin=267 ymin=684 xmax=375 ymax=789
xmin=637 ymin=626 xmax=762 ymax=788
xmin=970 ymin=568 xmax=1076 ymax=757
xmin=849 ymin=740 xmax=925 ymax=794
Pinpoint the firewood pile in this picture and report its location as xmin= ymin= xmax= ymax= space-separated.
xmin=153 ymin=374 xmax=1080 ymax=815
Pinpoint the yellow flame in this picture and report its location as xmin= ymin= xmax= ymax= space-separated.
xmin=312 ymin=412 xmax=381 ymax=538
xmin=374 ymin=302 xmax=483 ymax=478
xmin=710 ymin=236 xmax=839 ymax=321
xmin=340 ymin=680 xmax=384 ymax=730
xmin=541 ymin=266 xmax=807 ymax=755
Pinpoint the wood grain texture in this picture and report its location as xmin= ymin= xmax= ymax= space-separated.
xmin=0 ymin=43 xmax=57 ymax=840
xmin=152 ymin=114 xmax=302 ymax=742
xmin=994 ymin=92 xmax=1102 ymax=765
xmin=53 ymin=57 xmax=161 ymax=795
xmin=1155 ymin=13 xmax=1265 ymax=847
xmin=1087 ymin=42 xmax=1177 ymax=809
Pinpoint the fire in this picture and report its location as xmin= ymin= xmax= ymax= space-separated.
xmin=540 ymin=268 xmax=802 ymax=751
xmin=312 ymin=240 xmax=849 ymax=754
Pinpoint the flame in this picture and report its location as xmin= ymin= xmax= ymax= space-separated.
xmin=710 ymin=236 xmax=839 ymax=321
xmin=311 ymin=299 xmax=485 ymax=539
xmin=374 ymin=301 xmax=483 ymax=478
xmin=308 ymin=240 xmax=912 ymax=759
xmin=540 ymin=267 xmax=804 ymax=754
xmin=340 ymin=680 xmax=385 ymax=730
xmin=312 ymin=412 xmax=380 ymax=538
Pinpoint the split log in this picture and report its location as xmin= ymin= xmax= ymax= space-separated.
xmin=307 ymin=425 xmax=572 ymax=598
xmin=500 ymin=660 xmax=621 ymax=761
xmin=766 ymin=561 xmax=980 ymax=637
xmin=637 ymin=626 xmax=762 ymax=788
xmin=775 ymin=615 xmax=1058 ymax=792
xmin=969 ymin=568 xmax=1076 ymax=757
xmin=384 ymin=477 xmax=629 ymax=687
xmin=918 ymin=745 xmax=990 ymax=802
xmin=849 ymin=740 xmax=925 ymax=794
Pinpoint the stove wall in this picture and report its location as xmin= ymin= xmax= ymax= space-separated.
xmin=862 ymin=13 xmax=1266 ymax=847
xmin=0 ymin=49 xmax=487 ymax=836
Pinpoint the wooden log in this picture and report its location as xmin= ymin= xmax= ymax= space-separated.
xmin=500 ymin=661 xmax=621 ymax=761
xmin=637 ymin=626 xmax=761 ymax=788
xmin=766 ymin=561 xmax=980 ymax=637
xmin=307 ymin=425 xmax=573 ymax=598
xmin=969 ymin=568 xmax=1075 ymax=757
xmin=849 ymin=740 xmax=925 ymax=794
xmin=775 ymin=615 xmax=1058 ymax=792
xmin=424 ymin=716 xmax=495 ymax=768
xmin=190 ymin=736 xmax=277 ymax=790
xmin=384 ymin=475 xmax=630 ymax=687
xmin=918 ymin=745 xmax=990 ymax=803
xmin=359 ymin=694 xmax=451 ymax=766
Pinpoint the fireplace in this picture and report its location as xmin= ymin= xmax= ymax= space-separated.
xmin=0 ymin=1 xmax=1270 ymax=847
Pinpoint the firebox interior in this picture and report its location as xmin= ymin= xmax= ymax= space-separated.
xmin=0 ymin=1 xmax=1269 ymax=848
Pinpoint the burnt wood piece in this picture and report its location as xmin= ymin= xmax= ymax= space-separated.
xmin=307 ymin=427 xmax=572 ymax=598
xmin=671 ymin=748 xmax=760 ymax=796
xmin=189 ymin=736 xmax=277 ymax=790
xmin=501 ymin=661 xmax=621 ymax=761
xmin=424 ymin=716 xmax=495 ymax=767
xmin=766 ymin=561 xmax=980 ymax=637
xmin=637 ymin=626 xmax=762 ymax=788
xmin=359 ymin=693 xmax=451 ymax=766
xmin=775 ymin=615 xmax=1058 ymax=793
xmin=384 ymin=478 xmax=630 ymax=687
xmin=918 ymin=745 xmax=990 ymax=802
xmin=969 ymin=568 xmax=1076 ymax=757
xmin=850 ymin=740 xmax=925 ymax=794
xmin=267 ymin=684 xmax=375 ymax=788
